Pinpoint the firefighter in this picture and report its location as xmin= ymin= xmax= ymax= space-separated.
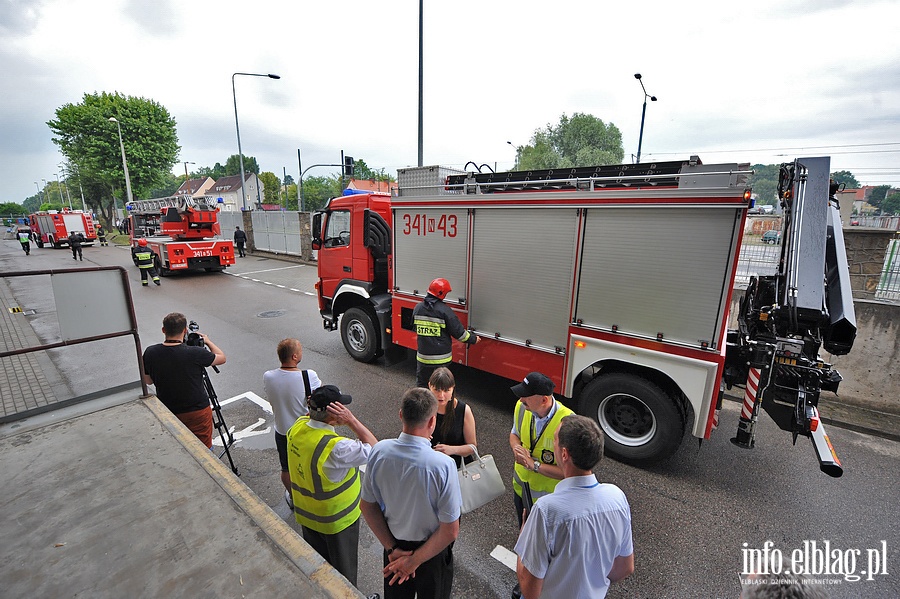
xmin=412 ymin=277 xmax=479 ymax=387
xmin=68 ymin=231 xmax=84 ymax=261
xmin=17 ymin=229 xmax=31 ymax=255
xmin=96 ymin=224 xmax=108 ymax=246
xmin=132 ymin=238 xmax=161 ymax=287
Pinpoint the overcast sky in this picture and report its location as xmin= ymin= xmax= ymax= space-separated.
xmin=3 ymin=0 xmax=900 ymax=204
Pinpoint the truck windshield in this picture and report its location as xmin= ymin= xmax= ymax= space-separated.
xmin=324 ymin=210 xmax=350 ymax=248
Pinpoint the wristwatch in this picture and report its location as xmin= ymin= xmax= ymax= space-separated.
xmin=533 ymin=460 xmax=541 ymax=472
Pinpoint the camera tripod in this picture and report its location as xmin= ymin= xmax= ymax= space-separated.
xmin=202 ymin=365 xmax=239 ymax=475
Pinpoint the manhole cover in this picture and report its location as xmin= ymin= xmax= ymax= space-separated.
xmin=258 ymin=310 xmax=286 ymax=318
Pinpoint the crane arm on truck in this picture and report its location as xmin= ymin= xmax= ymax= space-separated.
xmin=724 ymin=157 xmax=857 ymax=477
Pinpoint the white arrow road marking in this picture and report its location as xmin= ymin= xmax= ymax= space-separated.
xmin=491 ymin=545 xmax=518 ymax=571
xmin=212 ymin=392 xmax=274 ymax=446
xmin=212 ymin=417 xmax=270 ymax=446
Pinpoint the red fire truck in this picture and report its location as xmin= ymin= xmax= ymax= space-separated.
xmin=28 ymin=208 xmax=97 ymax=248
xmin=127 ymin=196 xmax=235 ymax=274
xmin=312 ymin=157 xmax=856 ymax=474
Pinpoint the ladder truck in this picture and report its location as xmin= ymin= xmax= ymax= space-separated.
xmin=127 ymin=196 xmax=235 ymax=275
xmin=312 ymin=156 xmax=856 ymax=475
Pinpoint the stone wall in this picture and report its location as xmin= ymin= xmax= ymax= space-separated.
xmin=842 ymin=228 xmax=897 ymax=299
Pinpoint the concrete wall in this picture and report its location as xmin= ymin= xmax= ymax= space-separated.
xmin=730 ymin=291 xmax=898 ymax=414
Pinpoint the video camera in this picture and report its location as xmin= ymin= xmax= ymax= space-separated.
xmin=185 ymin=320 xmax=204 ymax=348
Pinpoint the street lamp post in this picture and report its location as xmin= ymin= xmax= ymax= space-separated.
xmin=109 ymin=117 xmax=134 ymax=205
xmin=57 ymin=165 xmax=72 ymax=209
xmin=507 ymin=141 xmax=518 ymax=170
xmin=232 ymin=72 xmax=280 ymax=211
xmin=634 ymin=73 xmax=657 ymax=164
xmin=182 ymin=161 xmax=195 ymax=196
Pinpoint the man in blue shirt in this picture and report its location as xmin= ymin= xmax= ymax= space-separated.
xmin=360 ymin=387 xmax=461 ymax=599
xmin=515 ymin=415 xmax=634 ymax=599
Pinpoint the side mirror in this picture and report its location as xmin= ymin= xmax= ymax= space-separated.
xmin=311 ymin=239 xmax=321 ymax=251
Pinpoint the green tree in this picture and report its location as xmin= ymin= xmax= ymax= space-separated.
xmin=867 ymin=185 xmax=890 ymax=209
xmin=748 ymin=163 xmax=780 ymax=205
xmin=300 ymin=175 xmax=341 ymax=212
xmin=146 ymin=172 xmax=182 ymax=199
xmin=225 ymin=154 xmax=259 ymax=176
xmin=515 ymin=113 xmax=623 ymax=171
xmin=831 ymin=170 xmax=859 ymax=189
xmin=1 ymin=202 xmax=27 ymax=216
xmin=197 ymin=163 xmax=227 ymax=179
xmin=23 ymin=194 xmax=43 ymax=214
xmin=882 ymin=193 xmax=900 ymax=215
xmin=47 ymin=91 xmax=179 ymax=224
xmin=351 ymin=159 xmax=395 ymax=183
xmin=259 ymin=171 xmax=281 ymax=204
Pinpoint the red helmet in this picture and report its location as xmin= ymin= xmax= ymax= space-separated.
xmin=138 ymin=238 xmax=148 ymax=246
xmin=427 ymin=278 xmax=451 ymax=299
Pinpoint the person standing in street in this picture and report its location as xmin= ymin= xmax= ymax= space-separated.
xmin=234 ymin=226 xmax=247 ymax=257
xmin=17 ymin=229 xmax=31 ymax=255
xmin=286 ymin=385 xmax=377 ymax=588
xmin=509 ymin=372 xmax=574 ymax=528
xmin=264 ymin=338 xmax=322 ymax=509
xmin=132 ymin=239 xmax=161 ymax=287
xmin=412 ymin=277 xmax=479 ymax=388
xmin=142 ymin=312 xmax=226 ymax=448
xmin=361 ymin=387 xmax=461 ymax=599
xmin=514 ymin=415 xmax=634 ymax=599
xmin=96 ymin=224 xmax=108 ymax=246
xmin=68 ymin=230 xmax=84 ymax=261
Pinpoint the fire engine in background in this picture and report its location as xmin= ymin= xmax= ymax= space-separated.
xmin=28 ymin=208 xmax=97 ymax=248
xmin=127 ymin=196 xmax=235 ymax=275
xmin=312 ymin=156 xmax=856 ymax=476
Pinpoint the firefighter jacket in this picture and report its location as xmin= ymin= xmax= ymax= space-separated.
xmin=511 ymin=399 xmax=574 ymax=501
xmin=132 ymin=245 xmax=155 ymax=269
xmin=286 ymin=417 xmax=361 ymax=535
xmin=412 ymin=294 xmax=474 ymax=365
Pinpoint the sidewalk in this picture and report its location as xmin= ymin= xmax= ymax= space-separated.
xmin=0 ymin=276 xmax=58 ymax=419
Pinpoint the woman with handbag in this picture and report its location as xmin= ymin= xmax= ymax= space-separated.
xmin=428 ymin=367 xmax=478 ymax=468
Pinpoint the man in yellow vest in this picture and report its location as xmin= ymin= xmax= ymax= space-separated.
xmin=286 ymin=385 xmax=377 ymax=588
xmin=509 ymin=371 xmax=574 ymax=528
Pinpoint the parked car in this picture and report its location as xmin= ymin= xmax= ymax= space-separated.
xmin=850 ymin=219 xmax=860 ymax=226
xmin=762 ymin=230 xmax=782 ymax=244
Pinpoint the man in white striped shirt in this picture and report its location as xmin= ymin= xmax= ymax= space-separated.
xmin=514 ymin=415 xmax=634 ymax=599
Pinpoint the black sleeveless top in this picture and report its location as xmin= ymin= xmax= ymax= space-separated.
xmin=432 ymin=398 xmax=470 ymax=467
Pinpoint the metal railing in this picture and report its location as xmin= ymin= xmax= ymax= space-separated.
xmin=876 ymin=239 xmax=900 ymax=301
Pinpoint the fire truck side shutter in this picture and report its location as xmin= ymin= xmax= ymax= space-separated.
xmin=470 ymin=208 xmax=577 ymax=351
xmin=393 ymin=208 xmax=469 ymax=302
xmin=576 ymin=207 xmax=740 ymax=349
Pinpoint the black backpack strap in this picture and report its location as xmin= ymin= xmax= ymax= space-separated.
xmin=302 ymin=369 xmax=311 ymax=398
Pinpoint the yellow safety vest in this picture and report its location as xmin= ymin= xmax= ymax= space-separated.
xmin=511 ymin=400 xmax=574 ymax=501
xmin=287 ymin=416 xmax=361 ymax=534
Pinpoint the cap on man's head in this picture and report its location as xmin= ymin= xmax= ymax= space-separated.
xmin=510 ymin=372 xmax=555 ymax=398
xmin=308 ymin=385 xmax=352 ymax=411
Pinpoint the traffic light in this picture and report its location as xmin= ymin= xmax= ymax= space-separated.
xmin=344 ymin=156 xmax=355 ymax=177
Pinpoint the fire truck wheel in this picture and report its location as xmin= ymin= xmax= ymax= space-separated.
xmin=340 ymin=307 xmax=379 ymax=363
xmin=581 ymin=373 xmax=684 ymax=464
xmin=36 ymin=240 xmax=44 ymax=248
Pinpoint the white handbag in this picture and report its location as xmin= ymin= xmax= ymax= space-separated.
xmin=457 ymin=445 xmax=506 ymax=514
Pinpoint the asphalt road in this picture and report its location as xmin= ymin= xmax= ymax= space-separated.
xmin=4 ymin=239 xmax=899 ymax=599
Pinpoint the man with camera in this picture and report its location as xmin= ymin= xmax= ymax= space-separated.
xmin=142 ymin=312 xmax=226 ymax=448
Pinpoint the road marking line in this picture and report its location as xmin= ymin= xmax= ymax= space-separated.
xmin=237 ymin=265 xmax=308 ymax=276
xmin=264 ymin=281 xmax=273 ymax=285
xmin=276 ymin=284 xmax=285 ymax=288
xmin=491 ymin=545 xmax=517 ymax=571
